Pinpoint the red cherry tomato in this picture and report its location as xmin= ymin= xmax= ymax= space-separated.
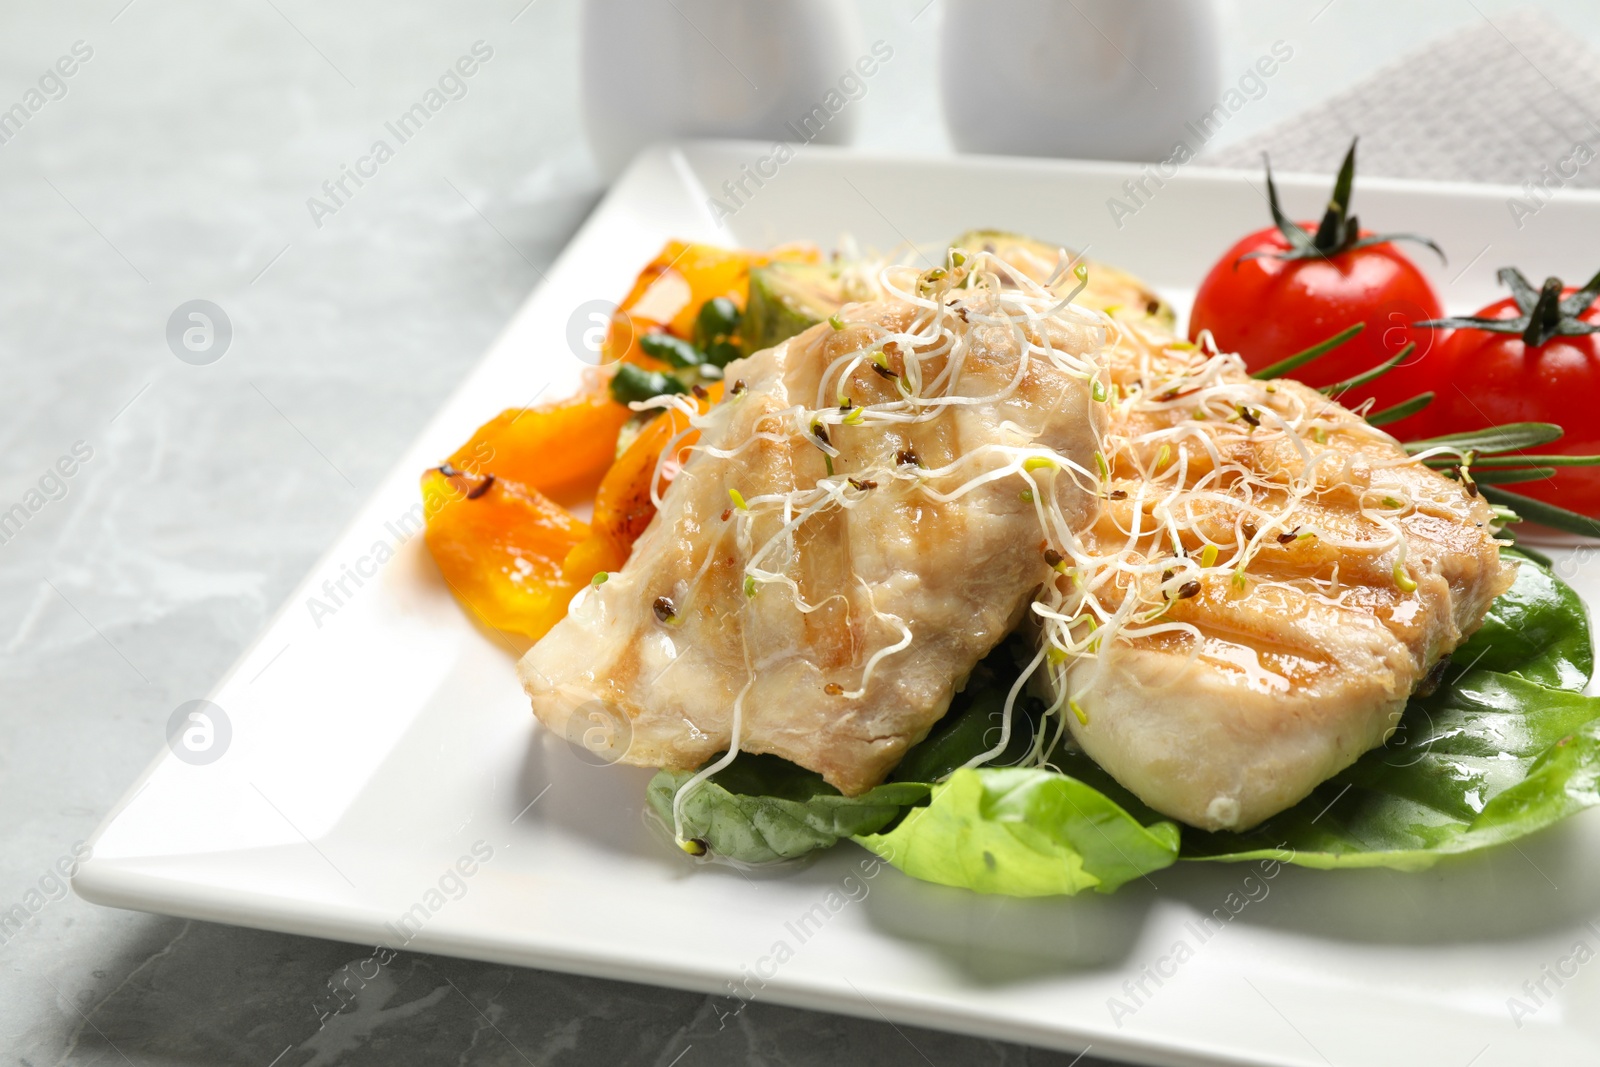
xmin=1189 ymin=224 xmax=1445 ymax=437
xmin=1427 ymin=288 xmax=1600 ymax=517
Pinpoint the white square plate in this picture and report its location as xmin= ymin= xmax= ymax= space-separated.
xmin=76 ymin=142 xmax=1600 ymax=1067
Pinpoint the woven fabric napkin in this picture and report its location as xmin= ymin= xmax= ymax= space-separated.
xmin=1201 ymin=7 xmax=1600 ymax=187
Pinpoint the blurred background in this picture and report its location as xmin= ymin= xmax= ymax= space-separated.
xmin=4 ymin=1 xmax=1600 ymax=1064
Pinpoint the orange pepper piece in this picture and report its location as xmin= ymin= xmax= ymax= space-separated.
xmin=446 ymin=386 xmax=630 ymax=504
xmin=563 ymin=383 xmax=724 ymax=579
xmin=421 ymin=468 xmax=590 ymax=640
xmin=426 ymin=239 xmax=813 ymax=636
xmin=591 ymin=409 xmax=685 ymax=555
xmin=559 ymin=530 xmax=627 ymax=584
xmin=604 ymin=241 xmax=822 ymax=365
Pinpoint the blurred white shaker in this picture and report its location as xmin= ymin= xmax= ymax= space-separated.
xmin=581 ymin=0 xmax=861 ymax=178
xmin=940 ymin=0 xmax=1223 ymax=161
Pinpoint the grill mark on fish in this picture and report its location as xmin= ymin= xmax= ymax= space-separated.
xmin=520 ymin=293 xmax=1106 ymax=795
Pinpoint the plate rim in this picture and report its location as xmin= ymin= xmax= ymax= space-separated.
xmin=73 ymin=139 xmax=1600 ymax=1067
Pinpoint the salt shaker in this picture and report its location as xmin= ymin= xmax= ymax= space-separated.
xmin=581 ymin=0 xmax=862 ymax=178
xmin=939 ymin=0 xmax=1224 ymax=162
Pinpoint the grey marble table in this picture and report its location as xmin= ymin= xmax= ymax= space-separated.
xmin=5 ymin=2 xmax=1599 ymax=1065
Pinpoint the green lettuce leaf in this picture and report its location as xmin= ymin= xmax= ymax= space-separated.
xmin=646 ymin=754 xmax=929 ymax=865
xmin=854 ymin=767 xmax=1180 ymax=896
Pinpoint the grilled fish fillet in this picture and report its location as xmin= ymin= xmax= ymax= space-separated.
xmin=1051 ymin=316 xmax=1516 ymax=831
xmin=520 ymin=289 xmax=1107 ymax=794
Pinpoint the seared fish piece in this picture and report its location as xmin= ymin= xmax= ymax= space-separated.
xmin=521 ymin=283 xmax=1107 ymax=795
xmin=1047 ymin=321 xmax=1515 ymax=831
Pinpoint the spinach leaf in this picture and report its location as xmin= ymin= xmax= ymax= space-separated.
xmin=646 ymin=754 xmax=928 ymax=865
xmin=1454 ymin=549 xmax=1593 ymax=691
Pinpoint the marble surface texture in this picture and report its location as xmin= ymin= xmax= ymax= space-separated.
xmin=4 ymin=1 xmax=1599 ymax=1065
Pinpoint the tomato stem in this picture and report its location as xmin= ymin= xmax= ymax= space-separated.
xmin=1416 ymin=266 xmax=1600 ymax=349
xmin=1526 ymin=277 xmax=1569 ymax=347
xmin=1241 ymin=138 xmax=1445 ymax=266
